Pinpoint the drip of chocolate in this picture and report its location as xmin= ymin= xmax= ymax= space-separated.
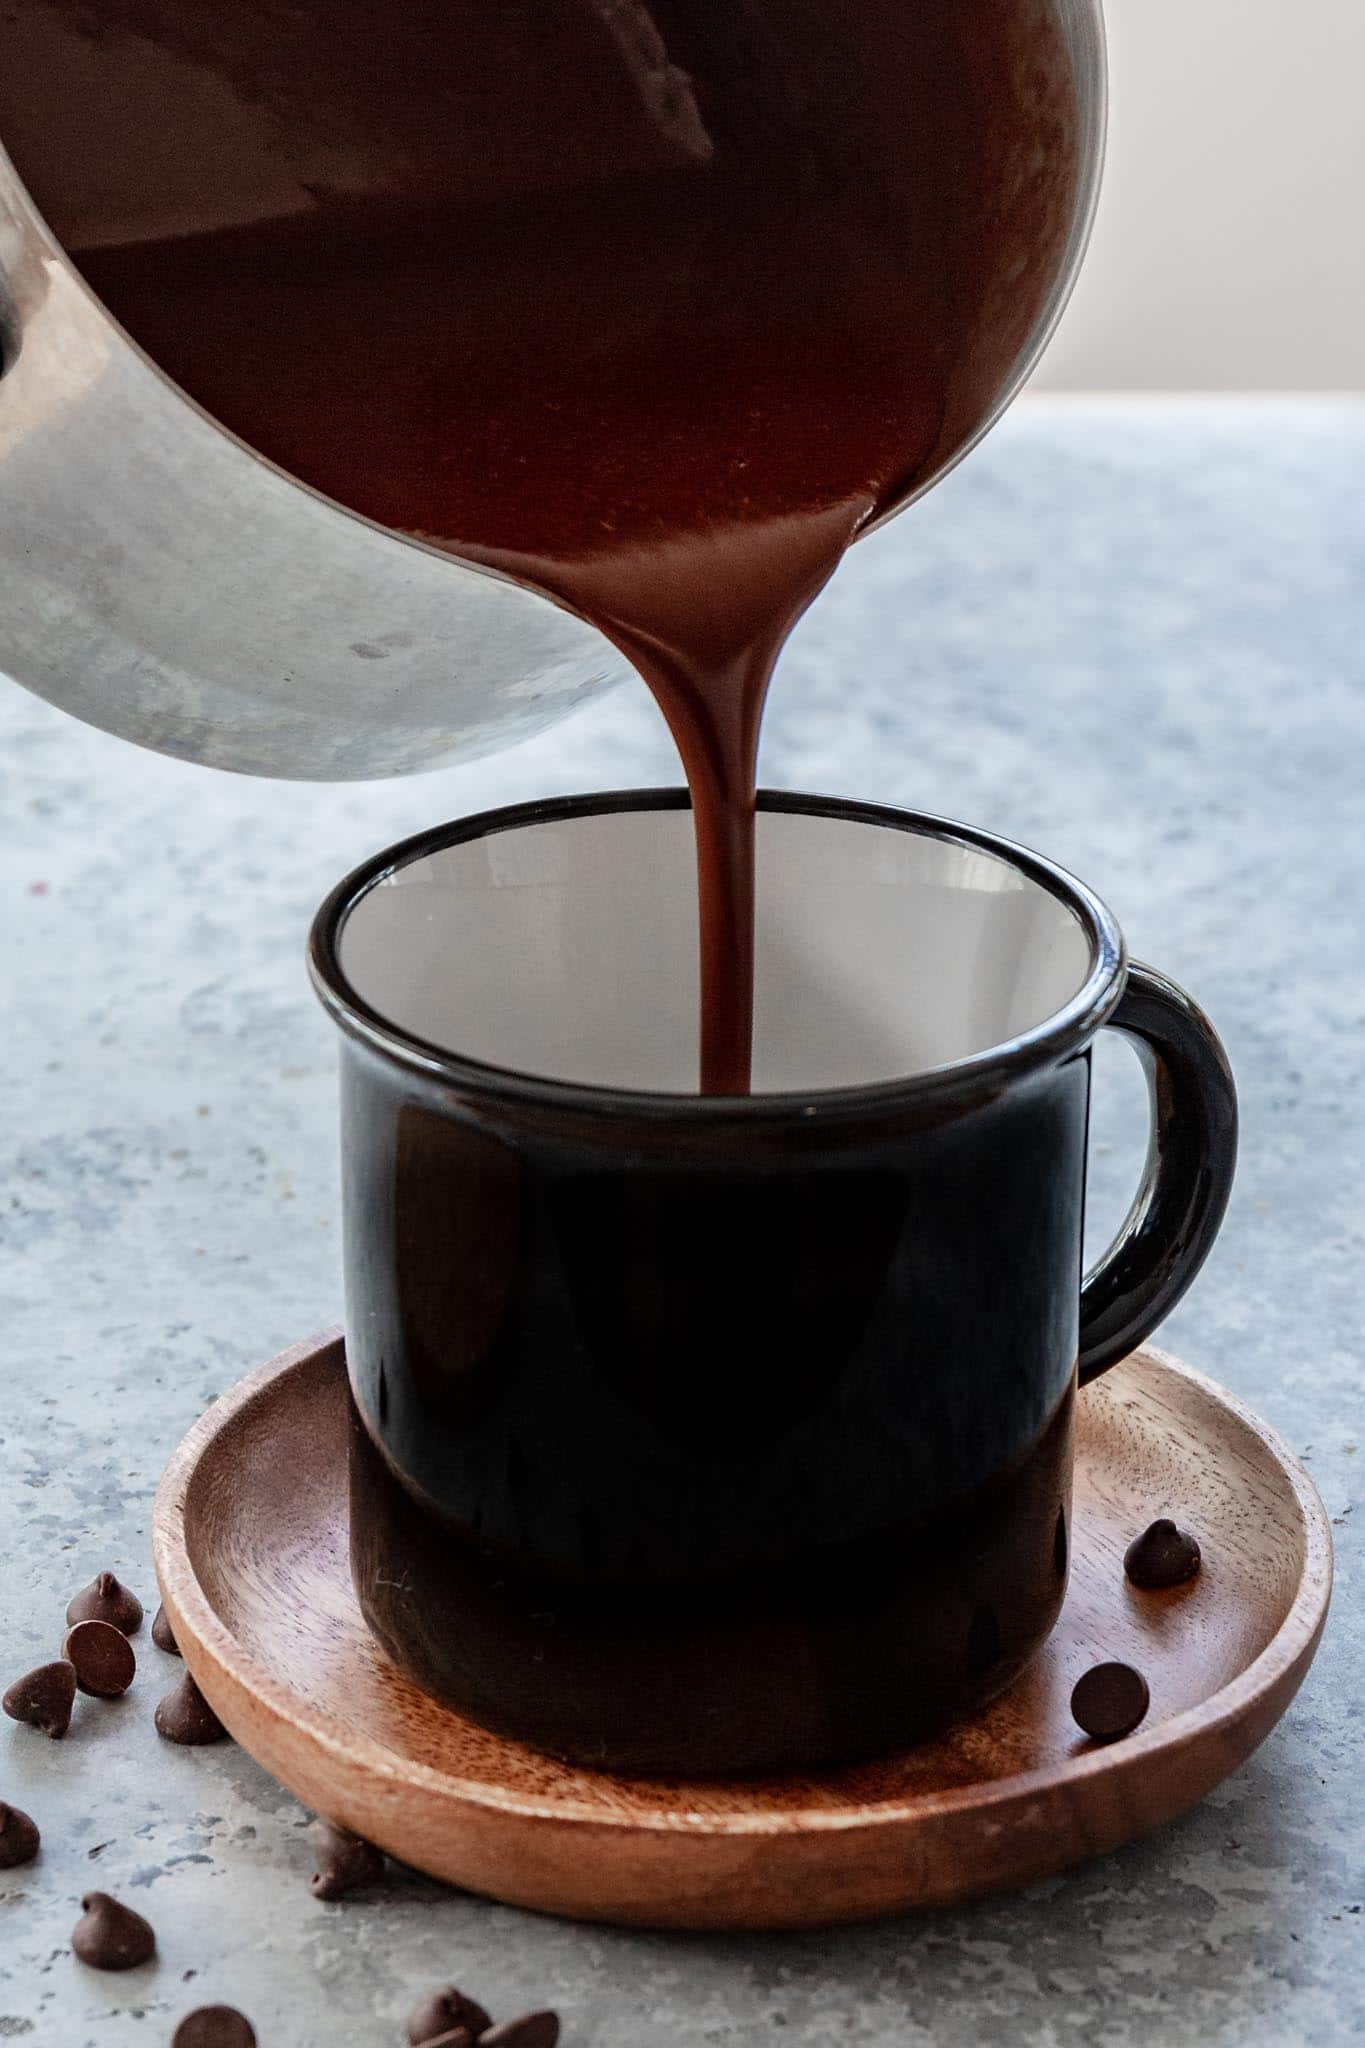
xmin=0 ymin=0 xmax=1078 ymax=1090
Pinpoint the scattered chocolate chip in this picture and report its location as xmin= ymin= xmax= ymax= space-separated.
xmin=1124 ymin=1517 xmax=1202 ymax=1590
xmin=71 ymin=1890 xmax=156 ymax=1970
xmin=480 ymin=2014 xmax=561 ymax=2048
xmin=3 ymin=1659 xmax=77 ymax=1738
xmin=1071 ymin=1661 xmax=1150 ymax=1743
xmin=63 ymin=1620 xmax=137 ymax=1699
xmin=66 ymin=1571 xmax=144 ymax=1636
xmin=171 ymin=2005 xmax=257 ymax=2047
xmin=152 ymin=1603 xmax=182 ymax=1656
xmin=418 ymin=2033 xmax=475 ymax=2048
xmin=406 ymin=1985 xmax=493 ymax=2043
xmin=155 ymin=1672 xmax=228 ymax=1745
xmin=310 ymin=1819 xmax=385 ymax=1900
xmin=0 ymin=1801 xmax=41 ymax=1869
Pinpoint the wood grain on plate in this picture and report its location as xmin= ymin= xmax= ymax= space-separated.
xmin=152 ymin=1331 xmax=1331 ymax=1930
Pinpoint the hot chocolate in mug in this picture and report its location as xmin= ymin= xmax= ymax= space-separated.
xmin=309 ymin=791 xmax=1236 ymax=1776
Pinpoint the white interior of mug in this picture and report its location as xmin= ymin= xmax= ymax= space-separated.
xmin=337 ymin=807 xmax=1095 ymax=1094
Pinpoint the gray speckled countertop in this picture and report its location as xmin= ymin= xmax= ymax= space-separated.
xmin=1 ymin=396 xmax=1361 ymax=2045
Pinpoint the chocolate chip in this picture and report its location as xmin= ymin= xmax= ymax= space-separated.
xmin=155 ymin=1671 xmax=229 ymax=1745
xmin=1071 ymin=1661 xmax=1150 ymax=1743
xmin=171 ymin=2005 xmax=257 ymax=2046
xmin=406 ymin=1986 xmax=493 ymax=2042
xmin=310 ymin=1819 xmax=385 ymax=1899
xmin=480 ymin=2014 xmax=561 ymax=2048
xmin=71 ymin=1890 xmax=156 ymax=1969
xmin=1124 ymin=1517 xmax=1201 ymax=1590
xmin=152 ymin=1603 xmax=182 ymax=1656
xmin=0 ymin=1801 xmax=41 ymax=1869
xmin=63 ymin=1620 xmax=137 ymax=1699
xmin=3 ymin=1659 xmax=77 ymax=1738
xmin=418 ymin=2033 xmax=475 ymax=2048
xmin=66 ymin=1571 xmax=144 ymax=1635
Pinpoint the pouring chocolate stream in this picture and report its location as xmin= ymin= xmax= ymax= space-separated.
xmin=1 ymin=0 xmax=1079 ymax=1088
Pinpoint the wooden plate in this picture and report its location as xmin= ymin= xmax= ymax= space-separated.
xmin=152 ymin=1330 xmax=1331 ymax=1931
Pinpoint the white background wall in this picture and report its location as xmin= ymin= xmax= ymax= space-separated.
xmin=1033 ymin=0 xmax=1365 ymax=390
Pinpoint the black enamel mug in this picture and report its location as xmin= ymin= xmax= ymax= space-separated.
xmin=309 ymin=792 xmax=1237 ymax=1776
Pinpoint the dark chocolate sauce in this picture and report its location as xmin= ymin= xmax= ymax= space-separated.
xmin=1 ymin=0 xmax=1078 ymax=1088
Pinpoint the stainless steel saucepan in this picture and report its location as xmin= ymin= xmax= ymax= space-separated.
xmin=0 ymin=0 xmax=1105 ymax=780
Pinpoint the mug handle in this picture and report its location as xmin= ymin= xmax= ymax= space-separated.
xmin=1078 ymin=963 xmax=1238 ymax=1385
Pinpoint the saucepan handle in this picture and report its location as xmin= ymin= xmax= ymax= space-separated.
xmin=1078 ymin=963 xmax=1238 ymax=1385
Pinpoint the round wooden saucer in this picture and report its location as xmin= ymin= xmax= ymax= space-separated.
xmin=152 ymin=1330 xmax=1330 ymax=1931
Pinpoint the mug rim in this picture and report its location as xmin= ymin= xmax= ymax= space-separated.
xmin=307 ymin=789 xmax=1127 ymax=1122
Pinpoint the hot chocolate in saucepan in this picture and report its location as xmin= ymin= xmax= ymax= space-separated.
xmin=2 ymin=0 xmax=1078 ymax=1090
